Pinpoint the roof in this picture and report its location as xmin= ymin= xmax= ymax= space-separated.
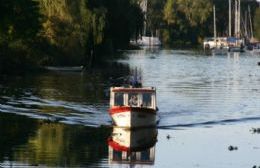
xmin=111 ymin=87 xmax=156 ymax=93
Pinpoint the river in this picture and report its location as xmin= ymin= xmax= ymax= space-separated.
xmin=0 ymin=49 xmax=260 ymax=167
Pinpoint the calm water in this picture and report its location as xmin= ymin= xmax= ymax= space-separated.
xmin=0 ymin=49 xmax=260 ymax=167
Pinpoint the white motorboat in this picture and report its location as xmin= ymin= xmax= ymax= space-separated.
xmin=108 ymin=86 xmax=157 ymax=128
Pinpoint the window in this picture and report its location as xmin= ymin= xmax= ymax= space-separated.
xmin=114 ymin=93 xmax=124 ymax=106
xmin=142 ymin=93 xmax=152 ymax=107
xmin=128 ymin=93 xmax=138 ymax=107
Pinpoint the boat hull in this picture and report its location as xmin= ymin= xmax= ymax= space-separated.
xmin=109 ymin=107 xmax=157 ymax=128
xmin=108 ymin=127 xmax=157 ymax=152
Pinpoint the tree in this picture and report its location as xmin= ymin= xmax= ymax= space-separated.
xmin=177 ymin=0 xmax=212 ymax=27
xmin=163 ymin=0 xmax=178 ymax=25
xmin=146 ymin=0 xmax=166 ymax=36
xmin=0 ymin=0 xmax=42 ymax=74
xmin=38 ymin=0 xmax=93 ymax=65
xmin=0 ymin=0 xmax=41 ymax=42
xmin=162 ymin=0 xmax=212 ymax=44
xmin=254 ymin=8 xmax=260 ymax=40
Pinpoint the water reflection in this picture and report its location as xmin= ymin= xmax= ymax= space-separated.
xmin=0 ymin=113 xmax=38 ymax=162
xmin=0 ymin=113 xmax=110 ymax=167
xmin=108 ymin=127 xmax=157 ymax=166
xmin=0 ymin=62 xmax=131 ymax=126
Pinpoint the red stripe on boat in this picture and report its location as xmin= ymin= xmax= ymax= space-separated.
xmin=108 ymin=138 xmax=129 ymax=152
xmin=109 ymin=106 xmax=156 ymax=115
xmin=109 ymin=106 xmax=130 ymax=114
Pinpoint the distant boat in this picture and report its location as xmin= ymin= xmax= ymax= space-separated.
xmin=130 ymin=0 xmax=161 ymax=47
xmin=45 ymin=66 xmax=83 ymax=72
xmin=249 ymin=42 xmax=260 ymax=55
xmin=227 ymin=37 xmax=245 ymax=52
xmin=108 ymin=86 xmax=157 ymax=128
xmin=136 ymin=36 xmax=161 ymax=46
xmin=203 ymin=37 xmax=229 ymax=50
xmin=204 ymin=1 xmax=245 ymax=53
xmin=204 ymin=6 xmax=230 ymax=51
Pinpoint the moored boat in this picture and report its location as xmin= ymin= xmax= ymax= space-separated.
xmin=108 ymin=86 xmax=157 ymax=128
xmin=248 ymin=42 xmax=260 ymax=55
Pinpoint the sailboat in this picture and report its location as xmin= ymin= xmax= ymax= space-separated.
xmin=245 ymin=5 xmax=260 ymax=54
xmin=227 ymin=0 xmax=245 ymax=52
xmin=204 ymin=0 xmax=245 ymax=53
xmin=204 ymin=5 xmax=229 ymax=52
xmin=130 ymin=0 xmax=161 ymax=46
xmin=207 ymin=5 xmax=229 ymax=54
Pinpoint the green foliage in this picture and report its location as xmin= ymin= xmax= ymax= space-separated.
xmin=37 ymin=0 xmax=143 ymax=66
xmin=101 ymin=0 xmax=143 ymax=49
xmin=163 ymin=0 xmax=212 ymax=27
xmin=0 ymin=0 xmax=41 ymax=42
xmin=38 ymin=0 xmax=92 ymax=65
xmin=1 ymin=0 xmax=259 ymax=74
xmin=0 ymin=0 xmax=42 ymax=74
xmin=92 ymin=8 xmax=107 ymax=45
xmin=254 ymin=8 xmax=260 ymax=40
xmin=177 ymin=0 xmax=212 ymax=27
xmin=146 ymin=0 xmax=166 ymax=36
xmin=163 ymin=0 xmax=178 ymax=25
xmin=162 ymin=0 xmax=213 ymax=44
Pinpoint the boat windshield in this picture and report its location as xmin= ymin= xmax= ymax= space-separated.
xmin=112 ymin=89 xmax=155 ymax=108
xmin=114 ymin=92 xmax=124 ymax=106
xmin=142 ymin=93 xmax=152 ymax=108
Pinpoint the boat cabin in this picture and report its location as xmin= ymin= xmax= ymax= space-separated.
xmin=110 ymin=87 xmax=157 ymax=110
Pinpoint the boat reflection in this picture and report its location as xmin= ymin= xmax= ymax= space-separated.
xmin=108 ymin=127 xmax=157 ymax=166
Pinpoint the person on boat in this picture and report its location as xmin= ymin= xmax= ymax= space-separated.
xmin=129 ymin=75 xmax=142 ymax=87
xmin=129 ymin=95 xmax=138 ymax=106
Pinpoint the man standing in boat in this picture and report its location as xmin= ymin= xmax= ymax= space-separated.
xmin=129 ymin=68 xmax=142 ymax=87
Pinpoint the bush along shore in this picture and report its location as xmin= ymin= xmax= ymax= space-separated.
xmin=1 ymin=0 xmax=259 ymax=75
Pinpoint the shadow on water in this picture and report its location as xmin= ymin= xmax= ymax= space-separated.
xmin=0 ymin=113 xmax=111 ymax=167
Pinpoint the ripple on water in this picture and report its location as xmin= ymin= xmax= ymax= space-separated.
xmin=0 ymin=94 xmax=110 ymax=127
xmin=1 ymin=50 xmax=260 ymax=129
xmin=121 ymin=50 xmax=260 ymax=128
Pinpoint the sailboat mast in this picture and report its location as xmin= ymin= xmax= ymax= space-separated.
xmin=248 ymin=5 xmax=254 ymax=39
xmin=229 ymin=0 xmax=232 ymax=37
xmin=234 ymin=0 xmax=241 ymax=38
xmin=235 ymin=0 xmax=237 ymax=37
xmin=213 ymin=5 xmax=217 ymax=46
xmin=238 ymin=0 xmax=240 ymax=38
xmin=244 ymin=11 xmax=248 ymax=38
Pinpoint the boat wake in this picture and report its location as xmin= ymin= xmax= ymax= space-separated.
xmin=0 ymin=95 xmax=111 ymax=127
xmin=157 ymin=115 xmax=260 ymax=129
